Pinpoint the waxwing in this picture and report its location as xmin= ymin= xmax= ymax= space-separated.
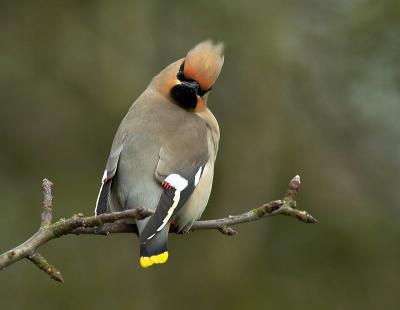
xmin=95 ymin=40 xmax=224 ymax=268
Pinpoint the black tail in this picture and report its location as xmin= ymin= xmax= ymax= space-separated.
xmin=139 ymin=225 xmax=169 ymax=268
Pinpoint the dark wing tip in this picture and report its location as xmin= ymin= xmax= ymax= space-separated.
xmin=95 ymin=178 xmax=111 ymax=215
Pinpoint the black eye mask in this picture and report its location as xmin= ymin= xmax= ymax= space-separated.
xmin=176 ymin=62 xmax=210 ymax=97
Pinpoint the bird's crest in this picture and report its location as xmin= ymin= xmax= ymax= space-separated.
xmin=183 ymin=40 xmax=224 ymax=91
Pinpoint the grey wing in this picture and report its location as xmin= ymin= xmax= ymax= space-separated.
xmin=139 ymin=120 xmax=210 ymax=243
xmin=94 ymin=129 xmax=126 ymax=215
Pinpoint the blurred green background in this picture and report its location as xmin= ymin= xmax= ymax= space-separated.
xmin=1 ymin=1 xmax=400 ymax=309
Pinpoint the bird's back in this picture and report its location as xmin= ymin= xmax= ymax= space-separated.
xmin=108 ymin=88 xmax=209 ymax=213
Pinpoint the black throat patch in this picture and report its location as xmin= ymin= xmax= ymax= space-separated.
xmin=170 ymin=84 xmax=198 ymax=109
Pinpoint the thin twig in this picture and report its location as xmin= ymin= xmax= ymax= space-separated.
xmin=41 ymin=179 xmax=54 ymax=227
xmin=28 ymin=252 xmax=64 ymax=283
xmin=0 ymin=175 xmax=316 ymax=283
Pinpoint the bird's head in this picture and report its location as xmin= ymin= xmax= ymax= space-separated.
xmin=153 ymin=40 xmax=224 ymax=111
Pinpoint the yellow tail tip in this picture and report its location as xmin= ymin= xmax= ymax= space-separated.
xmin=140 ymin=256 xmax=154 ymax=268
xmin=140 ymin=251 xmax=169 ymax=268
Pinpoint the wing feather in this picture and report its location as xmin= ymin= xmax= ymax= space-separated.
xmin=94 ymin=130 xmax=126 ymax=215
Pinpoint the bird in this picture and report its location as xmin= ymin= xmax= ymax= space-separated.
xmin=95 ymin=40 xmax=224 ymax=268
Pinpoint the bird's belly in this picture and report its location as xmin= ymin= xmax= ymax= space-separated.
xmin=173 ymin=161 xmax=214 ymax=231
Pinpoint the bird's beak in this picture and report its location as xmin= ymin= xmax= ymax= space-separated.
xmin=180 ymin=80 xmax=200 ymax=95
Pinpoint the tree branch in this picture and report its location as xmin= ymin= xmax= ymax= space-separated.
xmin=0 ymin=175 xmax=316 ymax=283
xmin=28 ymin=252 xmax=64 ymax=283
xmin=41 ymin=179 xmax=54 ymax=227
